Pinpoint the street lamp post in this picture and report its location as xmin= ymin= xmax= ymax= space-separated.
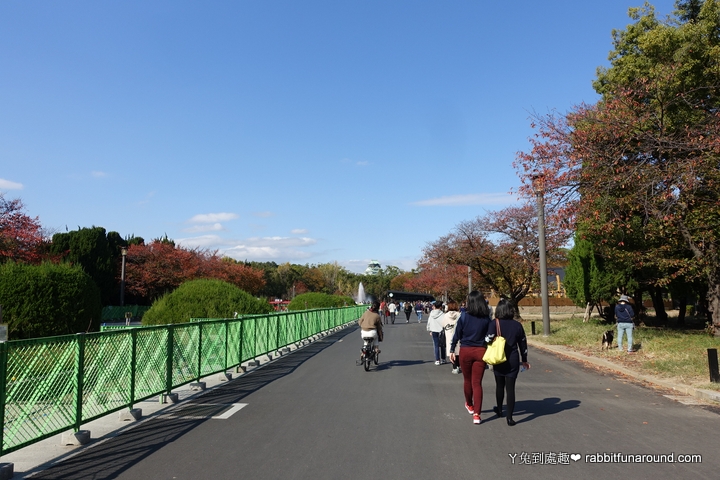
xmin=468 ymin=266 xmax=472 ymax=294
xmin=120 ymin=246 xmax=128 ymax=307
xmin=534 ymin=177 xmax=551 ymax=336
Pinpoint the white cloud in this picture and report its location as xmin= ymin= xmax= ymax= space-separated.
xmin=411 ymin=193 xmax=517 ymax=207
xmin=188 ymin=212 xmax=239 ymax=223
xmin=291 ymin=228 xmax=308 ymax=234
xmin=176 ymin=235 xmax=318 ymax=262
xmin=253 ymin=211 xmax=275 ymax=218
xmin=0 ymin=178 xmax=23 ymax=190
xmin=137 ymin=191 xmax=156 ymax=206
xmin=91 ymin=171 xmax=108 ymax=178
xmin=183 ymin=223 xmax=224 ymax=233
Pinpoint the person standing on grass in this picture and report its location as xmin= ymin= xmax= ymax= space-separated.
xmin=486 ymin=298 xmax=530 ymax=426
xmin=616 ymin=295 xmax=635 ymax=353
xmin=449 ymin=291 xmax=492 ymax=425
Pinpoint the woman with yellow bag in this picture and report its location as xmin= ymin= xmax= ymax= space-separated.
xmin=449 ymin=291 xmax=492 ymax=425
xmin=486 ymin=298 xmax=530 ymax=426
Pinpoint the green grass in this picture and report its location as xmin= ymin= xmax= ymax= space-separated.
xmin=522 ymin=316 xmax=720 ymax=391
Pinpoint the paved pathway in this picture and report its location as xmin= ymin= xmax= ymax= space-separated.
xmin=18 ymin=317 xmax=720 ymax=479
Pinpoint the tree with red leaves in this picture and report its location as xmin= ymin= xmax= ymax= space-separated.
xmin=402 ymin=262 xmax=469 ymax=303
xmin=422 ymin=204 xmax=569 ymax=318
xmin=0 ymin=193 xmax=46 ymax=264
xmin=123 ymin=240 xmax=265 ymax=304
xmin=515 ymin=1 xmax=720 ymax=332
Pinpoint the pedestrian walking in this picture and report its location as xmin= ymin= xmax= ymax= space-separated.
xmin=616 ymin=295 xmax=635 ymax=353
xmin=486 ymin=298 xmax=530 ymax=426
xmin=415 ymin=301 xmax=423 ymax=323
xmin=404 ymin=301 xmax=413 ymax=322
xmin=441 ymin=301 xmax=462 ymax=374
xmin=388 ymin=301 xmax=397 ymax=324
xmin=449 ymin=291 xmax=492 ymax=425
xmin=427 ymin=301 xmax=446 ymax=365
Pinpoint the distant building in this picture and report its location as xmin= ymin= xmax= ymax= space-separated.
xmin=365 ymin=260 xmax=382 ymax=275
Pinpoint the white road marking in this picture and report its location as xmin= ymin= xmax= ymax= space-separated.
xmin=213 ymin=403 xmax=248 ymax=419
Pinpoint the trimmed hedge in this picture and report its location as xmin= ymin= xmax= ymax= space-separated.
xmin=0 ymin=262 xmax=102 ymax=339
xmin=287 ymin=292 xmax=355 ymax=311
xmin=142 ymin=278 xmax=272 ymax=325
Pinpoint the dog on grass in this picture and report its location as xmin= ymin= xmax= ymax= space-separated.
xmin=601 ymin=330 xmax=614 ymax=350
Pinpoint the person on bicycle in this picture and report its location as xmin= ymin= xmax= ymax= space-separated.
xmin=358 ymin=301 xmax=383 ymax=354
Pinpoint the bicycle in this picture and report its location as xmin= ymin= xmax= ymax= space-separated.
xmin=358 ymin=338 xmax=379 ymax=371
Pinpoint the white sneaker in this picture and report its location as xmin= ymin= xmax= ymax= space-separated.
xmin=451 ymin=367 xmax=460 ymax=374
xmin=434 ymin=361 xmax=440 ymax=365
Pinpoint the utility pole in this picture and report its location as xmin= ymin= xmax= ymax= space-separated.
xmin=535 ymin=178 xmax=551 ymax=336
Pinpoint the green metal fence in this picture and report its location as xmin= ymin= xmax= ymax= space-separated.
xmin=0 ymin=305 xmax=365 ymax=456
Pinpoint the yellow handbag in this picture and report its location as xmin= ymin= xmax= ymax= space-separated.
xmin=483 ymin=319 xmax=507 ymax=365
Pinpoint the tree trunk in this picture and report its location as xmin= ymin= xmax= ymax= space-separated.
xmin=651 ymin=287 xmax=668 ymax=324
xmin=707 ymin=273 xmax=720 ymax=337
xmin=676 ymin=297 xmax=686 ymax=326
xmin=583 ymin=302 xmax=591 ymax=322
xmin=510 ymin=298 xmax=522 ymax=320
xmin=633 ymin=290 xmax=643 ymax=325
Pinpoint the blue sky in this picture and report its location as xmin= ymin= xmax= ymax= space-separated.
xmin=1 ymin=0 xmax=676 ymax=273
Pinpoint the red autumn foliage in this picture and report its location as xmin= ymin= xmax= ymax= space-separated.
xmin=0 ymin=194 xmax=47 ymax=264
xmin=123 ymin=241 xmax=265 ymax=303
xmin=402 ymin=263 xmax=470 ymax=303
xmin=422 ymin=204 xmax=569 ymax=316
xmin=515 ymin=80 xmax=720 ymax=329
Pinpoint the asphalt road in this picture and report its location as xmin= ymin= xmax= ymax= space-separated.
xmin=31 ymin=317 xmax=720 ymax=479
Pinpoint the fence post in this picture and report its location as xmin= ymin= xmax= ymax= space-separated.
xmin=166 ymin=325 xmax=174 ymax=394
xmin=197 ymin=323 xmax=203 ymax=382
xmin=0 ymin=341 xmax=8 ymax=455
xmin=224 ymin=319 xmax=229 ymax=369
xmin=238 ymin=318 xmax=244 ymax=365
xmin=275 ymin=315 xmax=280 ymax=352
xmin=74 ymin=333 xmax=86 ymax=432
xmin=129 ymin=330 xmax=137 ymax=410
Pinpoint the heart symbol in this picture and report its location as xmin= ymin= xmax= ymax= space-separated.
xmin=570 ymin=454 xmax=581 ymax=462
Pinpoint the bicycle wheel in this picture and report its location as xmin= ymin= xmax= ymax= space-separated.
xmin=364 ymin=357 xmax=371 ymax=371
xmin=373 ymin=351 xmax=379 ymax=365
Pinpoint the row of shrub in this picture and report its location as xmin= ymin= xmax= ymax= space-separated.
xmin=287 ymin=292 xmax=355 ymax=310
xmin=0 ymin=264 xmax=357 ymax=339
xmin=0 ymin=262 xmax=102 ymax=338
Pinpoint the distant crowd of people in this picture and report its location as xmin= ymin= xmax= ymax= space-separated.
xmin=378 ymin=299 xmax=445 ymax=325
xmin=359 ymin=292 xmax=530 ymax=427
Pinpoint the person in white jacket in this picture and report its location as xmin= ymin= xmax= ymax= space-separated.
xmin=441 ymin=301 xmax=462 ymax=374
xmin=427 ymin=301 xmax=446 ymax=365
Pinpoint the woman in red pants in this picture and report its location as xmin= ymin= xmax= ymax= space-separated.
xmin=449 ymin=291 xmax=492 ymax=425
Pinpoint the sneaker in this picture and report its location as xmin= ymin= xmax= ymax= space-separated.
xmin=627 ymin=350 xmax=635 ymax=353
xmin=473 ymin=414 xmax=481 ymax=425
xmin=434 ymin=360 xmax=440 ymax=365
xmin=465 ymin=403 xmax=474 ymax=415
xmin=451 ymin=367 xmax=459 ymax=374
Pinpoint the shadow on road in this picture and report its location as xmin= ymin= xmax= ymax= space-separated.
xmin=511 ymin=397 xmax=581 ymax=424
xmin=28 ymin=327 xmax=354 ymax=480
xmin=372 ymin=359 xmax=426 ymax=371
